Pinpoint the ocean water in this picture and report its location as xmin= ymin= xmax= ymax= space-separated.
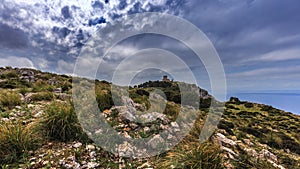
xmin=228 ymin=91 xmax=300 ymax=115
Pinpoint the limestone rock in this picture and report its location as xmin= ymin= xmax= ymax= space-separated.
xmin=147 ymin=135 xmax=164 ymax=149
xmin=259 ymin=149 xmax=278 ymax=163
xmin=215 ymin=133 xmax=237 ymax=147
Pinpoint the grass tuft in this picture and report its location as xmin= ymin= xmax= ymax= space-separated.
xmin=38 ymin=101 xmax=89 ymax=142
xmin=0 ymin=122 xmax=42 ymax=164
xmin=157 ymin=141 xmax=224 ymax=169
xmin=0 ymin=90 xmax=21 ymax=109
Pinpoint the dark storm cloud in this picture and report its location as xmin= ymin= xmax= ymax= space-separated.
xmin=118 ymin=0 xmax=127 ymax=10
xmin=52 ymin=26 xmax=71 ymax=38
xmin=0 ymin=23 xmax=28 ymax=49
xmin=92 ymin=0 xmax=104 ymax=9
xmin=61 ymin=6 xmax=72 ymax=19
xmin=180 ymin=0 xmax=300 ymax=91
xmin=88 ymin=16 xmax=106 ymax=26
xmin=127 ymin=2 xmax=146 ymax=14
xmin=182 ymin=0 xmax=300 ymax=64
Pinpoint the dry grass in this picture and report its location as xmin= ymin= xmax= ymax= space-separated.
xmin=0 ymin=122 xmax=42 ymax=163
xmin=156 ymin=141 xmax=224 ymax=169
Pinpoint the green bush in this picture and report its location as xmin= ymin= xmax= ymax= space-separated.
xmin=260 ymin=105 xmax=273 ymax=111
xmin=0 ymin=91 xmax=21 ymax=109
xmin=19 ymin=87 xmax=31 ymax=96
xmin=136 ymin=89 xmax=149 ymax=96
xmin=241 ymin=127 xmax=264 ymax=138
xmin=163 ymin=102 xmax=180 ymax=121
xmin=38 ymin=101 xmax=89 ymax=142
xmin=218 ymin=120 xmax=235 ymax=135
xmin=96 ymin=91 xmax=114 ymax=111
xmin=244 ymin=102 xmax=254 ymax=108
xmin=0 ymin=122 xmax=42 ymax=164
xmin=30 ymin=92 xmax=54 ymax=102
xmin=31 ymin=80 xmax=54 ymax=92
xmin=229 ymin=97 xmax=241 ymax=104
xmin=200 ymin=98 xmax=212 ymax=108
xmin=2 ymin=70 xmax=18 ymax=79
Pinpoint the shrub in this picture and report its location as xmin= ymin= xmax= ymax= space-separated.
xmin=3 ymin=70 xmax=18 ymax=79
xmin=241 ymin=127 xmax=264 ymax=137
xmin=0 ymin=122 xmax=42 ymax=164
xmin=136 ymin=89 xmax=149 ymax=96
xmin=30 ymin=92 xmax=54 ymax=102
xmin=260 ymin=105 xmax=273 ymax=111
xmin=19 ymin=87 xmax=31 ymax=96
xmin=31 ymin=80 xmax=54 ymax=92
xmin=0 ymin=91 xmax=21 ymax=109
xmin=218 ymin=120 xmax=235 ymax=135
xmin=279 ymin=155 xmax=300 ymax=168
xmin=61 ymin=81 xmax=72 ymax=92
xmin=163 ymin=102 xmax=180 ymax=121
xmin=244 ymin=102 xmax=253 ymax=108
xmin=96 ymin=91 xmax=114 ymax=111
xmin=133 ymin=96 xmax=150 ymax=109
xmin=157 ymin=142 xmax=224 ymax=169
xmin=38 ymin=101 xmax=89 ymax=142
xmin=225 ymin=104 xmax=240 ymax=110
xmin=0 ymin=80 xmax=19 ymax=89
xmin=229 ymin=97 xmax=241 ymax=104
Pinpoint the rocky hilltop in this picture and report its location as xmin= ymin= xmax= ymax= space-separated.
xmin=0 ymin=67 xmax=299 ymax=168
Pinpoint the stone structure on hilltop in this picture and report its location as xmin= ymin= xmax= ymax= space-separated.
xmin=162 ymin=75 xmax=170 ymax=82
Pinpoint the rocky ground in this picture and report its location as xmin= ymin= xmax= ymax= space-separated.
xmin=0 ymin=67 xmax=299 ymax=168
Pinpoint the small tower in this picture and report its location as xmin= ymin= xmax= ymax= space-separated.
xmin=162 ymin=75 xmax=170 ymax=82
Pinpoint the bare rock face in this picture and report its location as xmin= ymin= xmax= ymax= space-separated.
xmin=243 ymin=139 xmax=254 ymax=146
xmin=53 ymin=88 xmax=62 ymax=93
xmin=139 ymin=112 xmax=169 ymax=125
xmin=244 ymin=148 xmax=258 ymax=158
xmin=259 ymin=149 xmax=278 ymax=163
xmin=24 ymin=93 xmax=35 ymax=103
xmin=147 ymin=135 xmax=164 ymax=149
xmin=117 ymin=96 xmax=169 ymax=125
xmin=55 ymin=93 xmax=71 ymax=101
xmin=19 ymin=70 xmax=35 ymax=82
xmin=258 ymin=149 xmax=286 ymax=169
xmin=212 ymin=132 xmax=240 ymax=165
xmin=214 ymin=133 xmax=237 ymax=147
xmin=19 ymin=93 xmax=25 ymax=102
xmin=119 ymin=110 xmax=137 ymax=123
xmin=117 ymin=96 xmax=137 ymax=123
xmin=117 ymin=141 xmax=135 ymax=157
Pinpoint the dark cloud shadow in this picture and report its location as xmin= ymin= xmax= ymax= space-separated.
xmin=0 ymin=23 xmax=28 ymax=49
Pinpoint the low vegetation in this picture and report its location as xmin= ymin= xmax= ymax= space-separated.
xmin=38 ymin=101 xmax=89 ymax=142
xmin=157 ymin=141 xmax=224 ymax=169
xmin=0 ymin=122 xmax=42 ymax=164
xmin=0 ymin=90 xmax=21 ymax=110
xmin=0 ymin=67 xmax=299 ymax=168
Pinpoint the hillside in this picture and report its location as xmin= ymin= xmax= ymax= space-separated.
xmin=0 ymin=67 xmax=299 ymax=169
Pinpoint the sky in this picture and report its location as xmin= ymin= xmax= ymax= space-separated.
xmin=0 ymin=0 xmax=300 ymax=94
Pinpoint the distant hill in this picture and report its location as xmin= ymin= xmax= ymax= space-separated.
xmin=0 ymin=67 xmax=299 ymax=168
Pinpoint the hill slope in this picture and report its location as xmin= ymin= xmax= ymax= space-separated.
xmin=0 ymin=67 xmax=299 ymax=168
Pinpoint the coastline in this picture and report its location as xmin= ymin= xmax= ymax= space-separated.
xmin=228 ymin=91 xmax=300 ymax=115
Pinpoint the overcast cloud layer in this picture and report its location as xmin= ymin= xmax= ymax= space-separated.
xmin=0 ymin=0 xmax=299 ymax=93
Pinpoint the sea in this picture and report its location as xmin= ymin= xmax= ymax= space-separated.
xmin=227 ymin=90 xmax=300 ymax=115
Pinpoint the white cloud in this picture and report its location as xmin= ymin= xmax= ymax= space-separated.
xmin=229 ymin=66 xmax=300 ymax=78
xmin=1 ymin=0 xmax=174 ymax=51
xmin=0 ymin=56 xmax=35 ymax=68
xmin=273 ymin=33 xmax=300 ymax=45
xmin=252 ymin=48 xmax=300 ymax=62
xmin=35 ymin=58 xmax=49 ymax=69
